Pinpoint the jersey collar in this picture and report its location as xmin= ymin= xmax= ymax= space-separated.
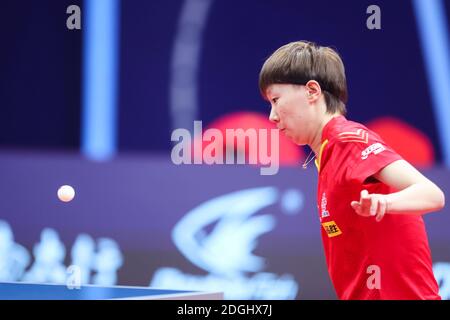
xmin=321 ymin=115 xmax=347 ymax=143
xmin=314 ymin=115 xmax=347 ymax=172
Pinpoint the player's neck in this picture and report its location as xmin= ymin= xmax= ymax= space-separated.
xmin=310 ymin=113 xmax=341 ymax=156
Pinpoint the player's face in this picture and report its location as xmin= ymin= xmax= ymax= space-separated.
xmin=266 ymin=84 xmax=315 ymax=145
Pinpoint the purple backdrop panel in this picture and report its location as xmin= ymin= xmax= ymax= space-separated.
xmin=0 ymin=151 xmax=449 ymax=299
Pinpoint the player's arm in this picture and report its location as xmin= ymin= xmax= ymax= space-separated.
xmin=350 ymin=159 xmax=445 ymax=221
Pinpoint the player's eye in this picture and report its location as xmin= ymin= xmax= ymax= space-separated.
xmin=271 ymin=97 xmax=279 ymax=104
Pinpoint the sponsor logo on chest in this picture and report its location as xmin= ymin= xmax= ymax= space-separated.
xmin=319 ymin=192 xmax=342 ymax=237
xmin=320 ymin=192 xmax=330 ymax=218
xmin=321 ymin=221 xmax=342 ymax=237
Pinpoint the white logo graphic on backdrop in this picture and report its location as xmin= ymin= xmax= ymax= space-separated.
xmin=0 ymin=221 xmax=30 ymax=281
xmin=433 ymin=262 xmax=450 ymax=299
xmin=0 ymin=220 xmax=123 ymax=286
xmin=23 ymin=228 xmax=67 ymax=283
xmin=151 ymin=187 xmax=303 ymax=299
xmin=174 ymin=187 xmax=277 ymax=276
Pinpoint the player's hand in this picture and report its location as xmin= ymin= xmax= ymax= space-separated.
xmin=351 ymin=189 xmax=388 ymax=222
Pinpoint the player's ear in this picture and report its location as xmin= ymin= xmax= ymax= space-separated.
xmin=305 ymin=80 xmax=321 ymax=101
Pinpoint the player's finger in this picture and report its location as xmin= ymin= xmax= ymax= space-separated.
xmin=360 ymin=190 xmax=371 ymax=213
xmin=351 ymin=202 xmax=368 ymax=217
xmin=353 ymin=204 xmax=362 ymax=216
xmin=351 ymin=201 xmax=359 ymax=208
xmin=376 ymin=197 xmax=387 ymax=222
xmin=360 ymin=189 xmax=369 ymax=200
xmin=370 ymin=198 xmax=378 ymax=216
xmin=351 ymin=201 xmax=360 ymax=213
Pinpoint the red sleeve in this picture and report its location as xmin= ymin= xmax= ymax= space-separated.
xmin=336 ymin=128 xmax=403 ymax=185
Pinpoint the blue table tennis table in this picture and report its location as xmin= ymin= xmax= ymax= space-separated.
xmin=0 ymin=282 xmax=224 ymax=300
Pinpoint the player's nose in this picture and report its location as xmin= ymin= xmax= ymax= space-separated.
xmin=269 ymin=107 xmax=279 ymax=123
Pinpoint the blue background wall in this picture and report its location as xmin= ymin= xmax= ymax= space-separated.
xmin=0 ymin=0 xmax=447 ymax=159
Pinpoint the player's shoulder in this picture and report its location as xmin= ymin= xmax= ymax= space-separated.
xmin=328 ymin=119 xmax=372 ymax=146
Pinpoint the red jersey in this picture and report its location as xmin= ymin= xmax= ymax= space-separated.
xmin=315 ymin=116 xmax=440 ymax=300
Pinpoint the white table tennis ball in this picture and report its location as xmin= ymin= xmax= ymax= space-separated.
xmin=57 ymin=185 xmax=75 ymax=202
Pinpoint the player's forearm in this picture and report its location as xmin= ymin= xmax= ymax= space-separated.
xmin=385 ymin=182 xmax=445 ymax=215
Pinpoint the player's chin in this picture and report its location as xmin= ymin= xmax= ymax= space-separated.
xmin=294 ymin=138 xmax=308 ymax=146
xmin=288 ymin=134 xmax=305 ymax=145
xmin=282 ymin=133 xmax=294 ymax=143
